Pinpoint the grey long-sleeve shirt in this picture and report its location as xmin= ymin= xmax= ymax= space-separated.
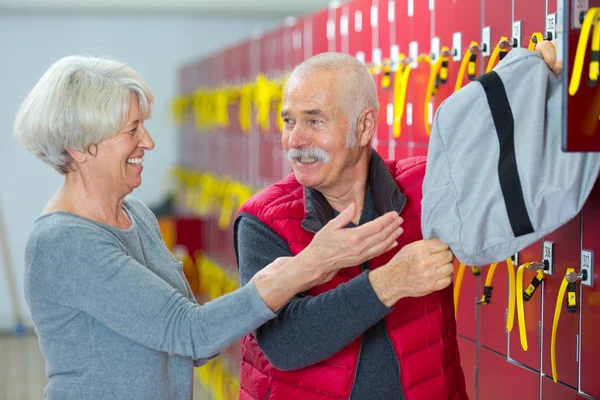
xmin=236 ymin=191 xmax=404 ymax=400
xmin=24 ymin=196 xmax=274 ymax=400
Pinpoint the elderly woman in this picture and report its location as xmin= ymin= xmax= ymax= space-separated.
xmin=14 ymin=55 xmax=402 ymax=399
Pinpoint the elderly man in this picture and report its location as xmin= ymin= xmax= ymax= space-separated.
xmin=235 ymin=44 xmax=559 ymax=400
xmin=235 ymin=51 xmax=458 ymax=400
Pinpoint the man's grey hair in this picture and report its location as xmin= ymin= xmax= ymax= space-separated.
xmin=289 ymin=52 xmax=379 ymax=148
xmin=14 ymin=55 xmax=154 ymax=174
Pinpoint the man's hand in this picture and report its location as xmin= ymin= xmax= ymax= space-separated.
xmin=536 ymin=39 xmax=563 ymax=74
xmin=368 ymin=239 xmax=455 ymax=307
xmin=303 ymin=203 xmax=404 ymax=272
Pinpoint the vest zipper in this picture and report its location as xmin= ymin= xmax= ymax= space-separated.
xmin=384 ymin=320 xmax=406 ymax=400
xmin=347 ymin=338 xmax=363 ymax=400
xmin=348 ymin=260 xmax=370 ymax=400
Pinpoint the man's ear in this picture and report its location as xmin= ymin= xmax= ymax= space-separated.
xmin=66 ymin=148 xmax=87 ymax=164
xmin=357 ymin=108 xmax=378 ymax=147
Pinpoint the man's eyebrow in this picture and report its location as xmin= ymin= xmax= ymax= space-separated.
xmin=281 ymin=110 xmax=290 ymax=118
xmin=303 ymin=109 xmax=325 ymax=116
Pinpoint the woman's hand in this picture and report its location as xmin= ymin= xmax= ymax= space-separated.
xmin=303 ymin=203 xmax=404 ymax=272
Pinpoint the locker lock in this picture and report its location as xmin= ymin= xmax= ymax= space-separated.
xmin=523 ymin=262 xmax=546 ymax=302
xmin=528 ymin=261 xmax=549 ymax=272
xmin=566 ymin=270 xmax=588 ymax=283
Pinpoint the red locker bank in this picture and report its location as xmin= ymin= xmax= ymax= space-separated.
xmin=172 ymin=1 xmax=600 ymax=399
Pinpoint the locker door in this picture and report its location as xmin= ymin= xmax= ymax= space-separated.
xmin=481 ymin=0 xmax=512 ymax=75
xmin=514 ymin=0 xmax=546 ymax=51
xmin=432 ymin=0 xmax=481 ymax=109
xmin=408 ymin=0 xmax=431 ymax=147
xmin=394 ymin=0 xmax=412 ymax=159
xmin=457 ymin=336 xmax=477 ymax=400
xmin=563 ymin=0 xmax=600 ymax=151
xmin=541 ymin=376 xmax=589 ymax=400
xmin=374 ymin=0 xmax=393 ymax=158
xmin=478 ymin=347 xmax=539 ymax=400
xmin=348 ymin=0 xmax=373 ymax=64
xmin=311 ymin=9 xmax=329 ymax=56
xmin=507 ymin=243 xmax=543 ymax=372
xmin=541 ymin=216 xmax=581 ymax=389
xmin=580 ymin=181 xmax=600 ymax=399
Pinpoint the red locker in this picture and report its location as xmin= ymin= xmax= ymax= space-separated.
xmin=432 ymin=0 xmax=481 ymax=110
xmin=479 ymin=259 xmax=510 ymax=357
xmin=407 ymin=0 xmax=431 ymax=145
xmin=374 ymin=0 xmax=393 ymax=157
xmin=580 ymin=181 xmax=600 ymax=399
xmin=394 ymin=0 xmax=413 ymax=157
xmin=541 ymin=376 xmax=588 ymax=400
xmin=564 ymin=0 xmax=600 ymax=151
xmin=328 ymin=3 xmax=343 ymax=53
xmin=348 ymin=0 xmax=373 ymax=63
xmin=311 ymin=9 xmax=329 ymax=56
xmin=478 ymin=348 xmax=539 ymax=400
xmin=507 ymin=243 xmax=543 ymax=372
xmin=457 ymin=336 xmax=477 ymax=400
xmin=481 ymin=0 xmax=512 ymax=73
xmin=454 ymin=259 xmax=480 ymax=341
xmin=542 ymin=216 xmax=581 ymax=388
xmin=514 ymin=0 xmax=546 ymax=50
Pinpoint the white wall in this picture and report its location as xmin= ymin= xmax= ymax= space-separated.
xmin=0 ymin=14 xmax=278 ymax=331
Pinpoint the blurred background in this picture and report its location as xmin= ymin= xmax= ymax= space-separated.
xmin=0 ymin=1 xmax=330 ymax=399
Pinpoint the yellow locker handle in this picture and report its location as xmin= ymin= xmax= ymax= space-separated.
xmin=424 ymin=53 xmax=445 ymax=135
xmin=570 ymin=8 xmax=599 ymax=96
xmin=528 ymin=32 xmax=545 ymax=51
xmin=454 ymin=263 xmax=467 ymax=319
xmin=477 ymin=262 xmax=499 ymax=305
xmin=381 ymin=59 xmax=393 ymax=90
xmin=455 ymin=41 xmax=479 ymax=92
xmin=486 ymin=37 xmax=510 ymax=73
xmin=393 ymin=55 xmax=409 ymax=139
xmin=588 ymin=18 xmax=600 ymax=86
xmin=523 ymin=269 xmax=544 ymax=302
xmin=516 ymin=262 xmax=531 ymax=351
xmin=551 ymin=268 xmax=576 ymax=383
xmin=506 ymin=257 xmax=516 ymax=333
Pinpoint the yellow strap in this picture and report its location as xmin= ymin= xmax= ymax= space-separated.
xmin=551 ymin=268 xmax=575 ymax=383
xmin=454 ymin=41 xmax=478 ymax=92
xmin=424 ymin=56 xmax=443 ymax=135
xmin=454 ymin=263 xmax=466 ymax=319
xmin=478 ymin=262 xmax=498 ymax=304
xmin=506 ymin=257 xmax=516 ymax=332
xmin=516 ymin=262 xmax=531 ymax=351
xmin=439 ymin=47 xmax=450 ymax=83
xmin=393 ymin=56 xmax=408 ymax=139
xmin=528 ymin=32 xmax=544 ymax=51
xmin=486 ymin=36 xmax=509 ymax=73
xmin=590 ymin=18 xmax=600 ymax=83
xmin=570 ymin=8 xmax=599 ymax=96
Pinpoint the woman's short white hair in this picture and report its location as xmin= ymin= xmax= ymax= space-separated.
xmin=14 ymin=55 xmax=154 ymax=174
xmin=289 ymin=52 xmax=379 ymax=148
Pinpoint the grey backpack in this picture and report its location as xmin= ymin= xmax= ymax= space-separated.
xmin=421 ymin=48 xmax=600 ymax=267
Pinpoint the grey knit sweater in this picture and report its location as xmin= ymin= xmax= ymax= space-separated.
xmin=24 ymin=196 xmax=274 ymax=399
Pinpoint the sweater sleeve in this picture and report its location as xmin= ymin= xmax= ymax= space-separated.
xmin=25 ymin=221 xmax=275 ymax=361
xmin=235 ymin=214 xmax=392 ymax=370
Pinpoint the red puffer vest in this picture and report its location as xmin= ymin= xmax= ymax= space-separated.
xmin=237 ymin=152 xmax=467 ymax=400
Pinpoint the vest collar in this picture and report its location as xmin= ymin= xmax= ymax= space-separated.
xmin=301 ymin=149 xmax=407 ymax=233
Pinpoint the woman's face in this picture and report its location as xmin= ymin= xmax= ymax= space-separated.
xmin=84 ymin=94 xmax=155 ymax=196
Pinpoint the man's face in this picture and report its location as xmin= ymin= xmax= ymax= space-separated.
xmin=281 ymin=71 xmax=357 ymax=191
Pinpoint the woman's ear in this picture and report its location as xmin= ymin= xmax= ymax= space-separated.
xmin=66 ymin=148 xmax=87 ymax=164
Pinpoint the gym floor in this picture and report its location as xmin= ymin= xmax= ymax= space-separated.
xmin=0 ymin=334 xmax=212 ymax=400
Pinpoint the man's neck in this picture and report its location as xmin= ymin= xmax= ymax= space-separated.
xmin=320 ymin=152 xmax=371 ymax=225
